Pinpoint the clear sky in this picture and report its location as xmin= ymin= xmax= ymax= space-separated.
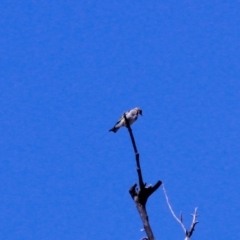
xmin=0 ymin=1 xmax=240 ymax=239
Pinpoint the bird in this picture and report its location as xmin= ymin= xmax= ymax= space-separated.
xmin=109 ymin=107 xmax=142 ymax=133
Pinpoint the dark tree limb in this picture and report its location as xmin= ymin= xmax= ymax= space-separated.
xmin=123 ymin=114 xmax=162 ymax=240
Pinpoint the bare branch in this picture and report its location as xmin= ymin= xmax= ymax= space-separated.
xmin=123 ymin=114 xmax=162 ymax=240
xmin=186 ymin=208 xmax=199 ymax=239
xmin=162 ymin=183 xmax=199 ymax=239
xmin=123 ymin=113 xmax=138 ymax=154
xmin=162 ymin=183 xmax=186 ymax=233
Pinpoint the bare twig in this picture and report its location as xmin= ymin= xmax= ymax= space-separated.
xmin=123 ymin=113 xmax=144 ymax=188
xmin=124 ymin=115 xmax=138 ymax=155
xmin=162 ymin=183 xmax=186 ymax=233
xmin=162 ymin=183 xmax=199 ymax=239
xmin=186 ymin=208 xmax=199 ymax=239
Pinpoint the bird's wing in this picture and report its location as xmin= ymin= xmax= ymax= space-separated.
xmin=115 ymin=116 xmax=124 ymax=125
xmin=115 ymin=110 xmax=130 ymax=125
xmin=126 ymin=109 xmax=137 ymax=118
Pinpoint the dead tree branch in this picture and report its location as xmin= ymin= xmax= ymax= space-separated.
xmin=185 ymin=207 xmax=199 ymax=240
xmin=162 ymin=183 xmax=199 ymax=239
xmin=124 ymin=114 xmax=162 ymax=240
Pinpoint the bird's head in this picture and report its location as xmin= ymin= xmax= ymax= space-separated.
xmin=135 ymin=107 xmax=142 ymax=116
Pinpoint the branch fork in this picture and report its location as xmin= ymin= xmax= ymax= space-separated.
xmin=162 ymin=183 xmax=199 ymax=239
xmin=123 ymin=114 xmax=162 ymax=240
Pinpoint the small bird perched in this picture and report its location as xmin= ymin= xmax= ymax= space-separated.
xmin=109 ymin=107 xmax=142 ymax=133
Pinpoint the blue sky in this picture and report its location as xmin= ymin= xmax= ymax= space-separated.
xmin=0 ymin=1 xmax=240 ymax=239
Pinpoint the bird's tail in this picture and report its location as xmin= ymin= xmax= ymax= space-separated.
xmin=109 ymin=127 xmax=118 ymax=133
